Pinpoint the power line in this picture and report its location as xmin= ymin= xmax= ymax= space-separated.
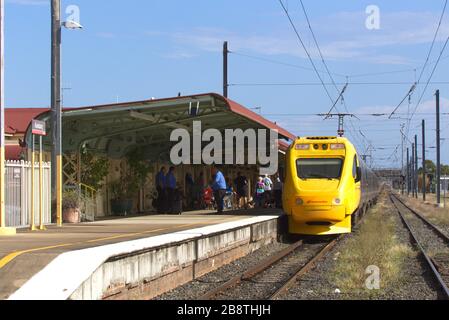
xmin=277 ymin=0 xmax=335 ymax=105
xmin=408 ymin=32 xmax=449 ymax=138
xmin=229 ymin=51 xmax=346 ymax=77
xmin=262 ymin=112 xmax=449 ymax=116
xmin=416 ymin=0 xmax=448 ymax=84
xmin=348 ymin=68 xmax=417 ymax=79
xmin=405 ymin=0 xmax=448 ymax=140
xmin=229 ymin=81 xmax=449 ymax=86
xmin=389 ymin=82 xmax=417 ymax=119
xmin=298 ymin=0 xmax=341 ymax=96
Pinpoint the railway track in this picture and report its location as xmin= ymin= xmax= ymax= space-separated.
xmin=389 ymin=193 xmax=449 ymax=299
xmin=199 ymin=236 xmax=342 ymax=300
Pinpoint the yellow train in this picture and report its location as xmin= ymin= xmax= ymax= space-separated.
xmin=282 ymin=137 xmax=380 ymax=235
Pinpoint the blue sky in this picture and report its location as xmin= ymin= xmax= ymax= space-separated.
xmin=5 ymin=0 xmax=449 ymax=168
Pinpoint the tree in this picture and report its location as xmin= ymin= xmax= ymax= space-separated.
xmin=418 ymin=159 xmax=436 ymax=175
xmin=441 ymin=165 xmax=449 ymax=176
xmin=80 ymin=148 xmax=110 ymax=190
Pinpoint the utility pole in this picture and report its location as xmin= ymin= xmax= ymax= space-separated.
xmin=422 ymin=120 xmax=426 ymax=202
xmin=415 ymin=134 xmax=418 ymax=199
xmin=436 ymin=90 xmax=442 ymax=206
xmin=407 ymin=147 xmax=410 ymax=195
xmin=223 ymin=41 xmax=228 ymax=98
xmin=411 ymin=143 xmax=415 ymax=197
xmin=0 ymin=0 xmax=15 ymax=235
xmin=401 ymin=124 xmax=405 ymax=194
xmin=51 ymin=0 xmax=62 ymax=226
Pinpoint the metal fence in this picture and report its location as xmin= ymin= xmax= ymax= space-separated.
xmin=5 ymin=160 xmax=52 ymax=228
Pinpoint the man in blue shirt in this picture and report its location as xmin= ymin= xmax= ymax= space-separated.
xmin=211 ymin=166 xmax=227 ymax=213
xmin=155 ymin=167 xmax=166 ymax=213
xmin=165 ymin=166 xmax=177 ymax=214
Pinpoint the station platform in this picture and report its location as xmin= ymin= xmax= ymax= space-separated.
xmin=0 ymin=208 xmax=283 ymax=300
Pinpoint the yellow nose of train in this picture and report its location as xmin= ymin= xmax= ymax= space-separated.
xmin=282 ymin=136 xmax=376 ymax=235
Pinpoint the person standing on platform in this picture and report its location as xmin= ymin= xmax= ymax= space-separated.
xmin=263 ymin=174 xmax=273 ymax=207
xmin=255 ymin=177 xmax=265 ymax=208
xmin=155 ymin=167 xmax=166 ymax=213
xmin=211 ymin=166 xmax=227 ymax=213
xmin=234 ymin=172 xmax=249 ymax=209
xmin=165 ymin=166 xmax=177 ymax=214
xmin=273 ymin=174 xmax=283 ymax=209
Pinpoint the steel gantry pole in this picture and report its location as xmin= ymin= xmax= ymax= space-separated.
xmin=0 ymin=0 xmax=15 ymax=235
xmin=411 ymin=143 xmax=415 ymax=197
xmin=51 ymin=0 xmax=62 ymax=226
xmin=422 ymin=120 xmax=426 ymax=202
xmin=401 ymin=125 xmax=405 ymax=195
xmin=407 ymin=147 xmax=410 ymax=195
xmin=223 ymin=41 xmax=228 ymax=98
xmin=436 ymin=90 xmax=442 ymax=206
xmin=414 ymin=134 xmax=418 ymax=199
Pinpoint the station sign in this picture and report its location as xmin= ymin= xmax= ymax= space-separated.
xmin=31 ymin=120 xmax=46 ymax=136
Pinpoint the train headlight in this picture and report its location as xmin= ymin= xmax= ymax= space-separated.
xmin=295 ymin=144 xmax=310 ymax=150
xmin=333 ymin=198 xmax=342 ymax=205
xmin=330 ymin=143 xmax=345 ymax=150
xmin=296 ymin=198 xmax=304 ymax=206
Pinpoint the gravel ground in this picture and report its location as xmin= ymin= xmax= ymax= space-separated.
xmin=156 ymin=192 xmax=443 ymax=300
xmin=213 ymin=242 xmax=327 ymax=300
xmin=394 ymin=198 xmax=449 ymax=258
xmin=277 ymin=195 xmax=441 ymax=300
xmin=399 ymin=195 xmax=449 ymax=238
xmin=155 ymin=241 xmax=291 ymax=300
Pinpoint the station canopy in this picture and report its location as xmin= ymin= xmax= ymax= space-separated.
xmin=25 ymin=93 xmax=295 ymax=161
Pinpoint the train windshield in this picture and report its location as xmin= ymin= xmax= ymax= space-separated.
xmin=296 ymin=158 xmax=343 ymax=180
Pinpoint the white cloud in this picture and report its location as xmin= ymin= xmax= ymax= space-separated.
xmin=147 ymin=10 xmax=449 ymax=66
xmin=6 ymin=0 xmax=47 ymax=6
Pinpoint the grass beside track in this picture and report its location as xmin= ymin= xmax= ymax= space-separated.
xmin=329 ymin=194 xmax=415 ymax=297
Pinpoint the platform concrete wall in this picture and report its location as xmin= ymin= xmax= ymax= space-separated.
xmin=69 ymin=218 xmax=278 ymax=300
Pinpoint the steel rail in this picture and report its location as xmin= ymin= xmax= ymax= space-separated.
xmin=198 ymin=240 xmax=304 ymax=300
xmin=389 ymin=193 xmax=449 ymax=299
xmin=268 ymin=236 xmax=341 ymax=300
xmin=391 ymin=193 xmax=449 ymax=244
xmin=199 ymin=197 xmax=372 ymax=300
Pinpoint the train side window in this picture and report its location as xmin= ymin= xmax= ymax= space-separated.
xmin=354 ymin=156 xmax=362 ymax=183
xmin=353 ymin=156 xmax=357 ymax=178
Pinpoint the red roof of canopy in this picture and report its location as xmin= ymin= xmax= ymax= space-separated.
xmin=5 ymin=145 xmax=24 ymax=160
xmin=12 ymin=93 xmax=296 ymax=142
xmin=5 ymin=108 xmax=49 ymax=134
xmin=221 ymin=96 xmax=295 ymax=140
xmin=56 ymin=93 xmax=296 ymax=140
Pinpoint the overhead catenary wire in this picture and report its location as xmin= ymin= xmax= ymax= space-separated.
xmin=277 ymin=0 xmax=364 ymax=151
xmin=389 ymin=82 xmax=417 ymax=119
xmin=405 ymin=0 xmax=448 ymax=139
xmin=229 ymin=51 xmax=347 ymax=78
xmin=407 ymin=33 xmax=449 ymax=138
xmin=277 ymin=0 xmax=335 ymax=105
xmin=416 ymin=0 xmax=448 ymax=85
xmin=229 ymin=81 xmax=449 ymax=86
xmin=297 ymin=0 xmax=367 ymax=150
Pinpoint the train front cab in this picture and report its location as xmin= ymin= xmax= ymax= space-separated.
xmin=282 ymin=137 xmax=362 ymax=236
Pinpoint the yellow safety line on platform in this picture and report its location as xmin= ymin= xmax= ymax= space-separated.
xmin=0 ymin=219 xmax=231 ymax=270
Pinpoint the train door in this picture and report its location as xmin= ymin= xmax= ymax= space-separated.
xmin=354 ymin=155 xmax=362 ymax=211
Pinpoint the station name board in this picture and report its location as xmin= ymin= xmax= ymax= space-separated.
xmin=31 ymin=120 xmax=46 ymax=136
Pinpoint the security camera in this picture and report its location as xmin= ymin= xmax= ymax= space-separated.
xmin=62 ymin=20 xmax=83 ymax=30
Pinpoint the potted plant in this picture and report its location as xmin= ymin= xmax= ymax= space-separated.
xmin=62 ymin=190 xmax=81 ymax=223
xmin=109 ymin=174 xmax=138 ymax=216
